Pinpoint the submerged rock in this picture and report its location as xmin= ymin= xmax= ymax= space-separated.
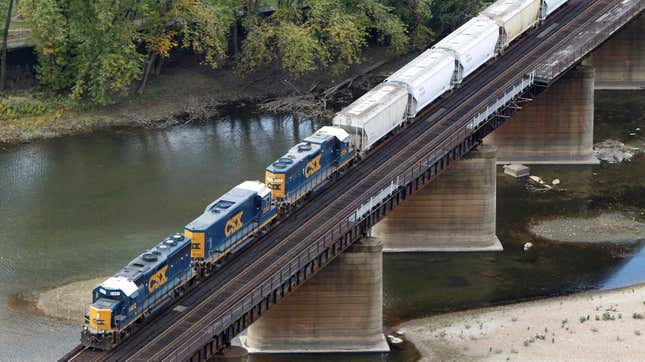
xmin=593 ymin=140 xmax=641 ymax=163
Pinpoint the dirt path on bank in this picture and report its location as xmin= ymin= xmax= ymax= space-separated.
xmin=398 ymin=284 xmax=645 ymax=361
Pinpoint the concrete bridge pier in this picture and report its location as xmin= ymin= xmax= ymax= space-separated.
xmin=484 ymin=65 xmax=598 ymax=164
xmin=371 ymin=145 xmax=502 ymax=252
xmin=586 ymin=15 xmax=644 ymax=90
xmin=242 ymin=238 xmax=389 ymax=353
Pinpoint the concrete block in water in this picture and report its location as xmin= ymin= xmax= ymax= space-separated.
xmin=504 ymin=164 xmax=530 ymax=178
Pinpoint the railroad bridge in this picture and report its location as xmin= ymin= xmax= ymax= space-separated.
xmin=65 ymin=0 xmax=643 ymax=360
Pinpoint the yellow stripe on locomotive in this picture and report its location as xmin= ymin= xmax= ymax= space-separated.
xmin=265 ymin=171 xmax=285 ymax=199
xmin=184 ymin=229 xmax=205 ymax=259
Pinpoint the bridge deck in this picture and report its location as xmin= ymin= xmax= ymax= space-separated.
xmin=64 ymin=0 xmax=643 ymax=360
xmin=535 ymin=0 xmax=644 ymax=85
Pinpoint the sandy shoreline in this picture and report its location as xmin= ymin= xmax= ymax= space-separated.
xmin=17 ymin=277 xmax=108 ymax=324
xmin=397 ymin=284 xmax=645 ymax=361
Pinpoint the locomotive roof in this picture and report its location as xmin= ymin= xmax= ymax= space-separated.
xmin=98 ymin=233 xmax=190 ymax=296
xmin=266 ymin=141 xmax=321 ymax=174
xmin=186 ymin=183 xmax=258 ymax=231
xmin=266 ymin=127 xmax=349 ymax=174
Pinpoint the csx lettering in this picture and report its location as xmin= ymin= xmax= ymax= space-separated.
xmin=304 ymin=155 xmax=322 ymax=178
xmin=225 ymin=211 xmax=244 ymax=237
xmin=148 ymin=265 xmax=168 ymax=293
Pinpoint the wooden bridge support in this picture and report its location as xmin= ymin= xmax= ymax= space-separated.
xmin=371 ymin=145 xmax=502 ymax=252
xmin=587 ymin=14 xmax=644 ymax=90
xmin=242 ymin=238 xmax=389 ymax=353
xmin=484 ymin=65 xmax=598 ymax=164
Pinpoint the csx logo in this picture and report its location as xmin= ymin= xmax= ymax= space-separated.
xmin=304 ymin=155 xmax=322 ymax=178
xmin=148 ymin=265 xmax=168 ymax=293
xmin=225 ymin=211 xmax=244 ymax=237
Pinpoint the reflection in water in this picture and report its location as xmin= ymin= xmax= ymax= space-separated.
xmin=0 ymin=91 xmax=643 ymax=361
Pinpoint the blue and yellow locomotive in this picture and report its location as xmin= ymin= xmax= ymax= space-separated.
xmin=184 ymin=180 xmax=277 ymax=271
xmin=265 ymin=126 xmax=354 ymax=208
xmin=82 ymin=234 xmax=192 ymax=350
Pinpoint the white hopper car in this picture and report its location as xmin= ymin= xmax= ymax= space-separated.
xmin=540 ymin=0 xmax=568 ymax=19
xmin=480 ymin=0 xmax=542 ymax=50
xmin=385 ymin=48 xmax=455 ymax=119
xmin=333 ymin=83 xmax=408 ymax=155
xmin=333 ymin=0 xmax=568 ymax=154
xmin=433 ymin=16 xmax=500 ymax=84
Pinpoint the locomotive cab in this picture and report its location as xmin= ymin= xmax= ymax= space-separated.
xmin=82 ymin=280 xmax=135 ymax=350
xmin=87 ymin=297 xmax=119 ymax=332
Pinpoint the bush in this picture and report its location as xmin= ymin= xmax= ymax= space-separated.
xmin=0 ymin=94 xmax=69 ymax=120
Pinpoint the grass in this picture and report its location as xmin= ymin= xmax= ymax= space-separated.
xmin=0 ymin=91 xmax=72 ymax=121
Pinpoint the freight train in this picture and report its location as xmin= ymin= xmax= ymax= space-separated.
xmin=81 ymin=0 xmax=568 ymax=350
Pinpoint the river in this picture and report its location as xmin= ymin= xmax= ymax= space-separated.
xmin=0 ymin=90 xmax=643 ymax=361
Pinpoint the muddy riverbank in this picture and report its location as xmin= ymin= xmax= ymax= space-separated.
xmin=0 ymin=49 xmax=409 ymax=145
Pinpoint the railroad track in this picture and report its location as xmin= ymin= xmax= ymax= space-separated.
xmin=64 ymin=1 xmax=625 ymax=360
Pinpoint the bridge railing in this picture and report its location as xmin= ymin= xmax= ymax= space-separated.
xmin=466 ymin=72 xmax=535 ymax=131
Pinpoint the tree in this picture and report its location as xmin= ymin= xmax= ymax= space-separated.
xmin=22 ymin=0 xmax=144 ymax=104
xmin=1 ymin=0 xmax=15 ymax=91
xmin=137 ymin=0 xmax=233 ymax=94
xmin=429 ymin=0 xmax=483 ymax=37
xmin=237 ymin=0 xmax=407 ymax=77
xmin=68 ymin=0 xmax=145 ymax=104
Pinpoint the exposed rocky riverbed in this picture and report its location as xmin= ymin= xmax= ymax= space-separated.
xmin=530 ymin=212 xmax=645 ymax=244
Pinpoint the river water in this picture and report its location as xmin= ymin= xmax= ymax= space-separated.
xmin=0 ymin=91 xmax=643 ymax=361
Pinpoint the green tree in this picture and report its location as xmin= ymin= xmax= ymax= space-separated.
xmin=68 ymin=0 xmax=144 ymax=105
xmin=23 ymin=0 xmax=143 ymax=104
xmin=21 ymin=0 xmax=73 ymax=91
xmin=237 ymin=0 xmax=406 ymax=77
xmin=137 ymin=0 xmax=233 ymax=94
xmin=1 ymin=0 xmax=15 ymax=91
xmin=429 ymin=0 xmax=483 ymax=37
